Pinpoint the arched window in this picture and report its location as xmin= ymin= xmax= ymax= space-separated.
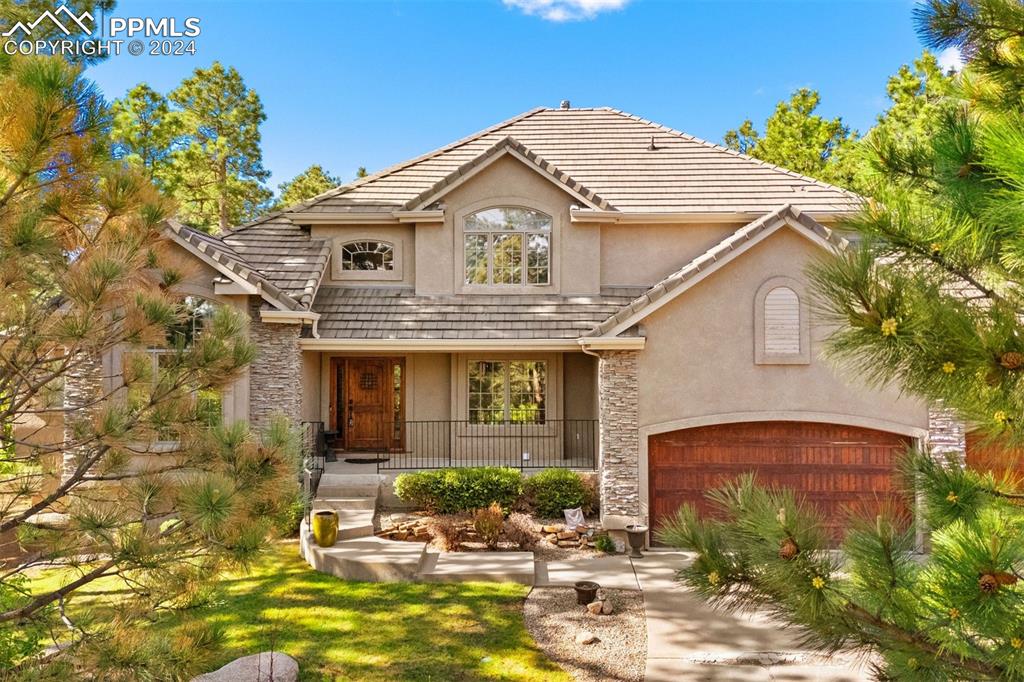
xmin=464 ymin=207 xmax=551 ymax=286
xmin=755 ymin=278 xmax=809 ymax=365
xmin=341 ymin=240 xmax=394 ymax=271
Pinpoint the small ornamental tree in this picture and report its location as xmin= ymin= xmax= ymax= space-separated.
xmin=663 ymin=1 xmax=1024 ymax=679
xmin=0 ymin=56 xmax=300 ymax=676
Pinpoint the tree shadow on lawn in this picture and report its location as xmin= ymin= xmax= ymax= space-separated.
xmin=163 ymin=542 xmax=569 ymax=681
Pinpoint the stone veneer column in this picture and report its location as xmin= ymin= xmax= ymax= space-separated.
xmin=927 ymin=402 xmax=967 ymax=463
xmin=597 ymin=350 xmax=641 ymax=527
xmin=248 ymin=300 xmax=302 ymax=432
xmin=61 ymin=350 xmax=105 ymax=483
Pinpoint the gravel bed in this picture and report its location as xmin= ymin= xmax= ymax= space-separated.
xmin=524 ymin=587 xmax=646 ymax=682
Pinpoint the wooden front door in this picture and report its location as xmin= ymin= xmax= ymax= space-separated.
xmin=330 ymin=357 xmax=404 ymax=451
xmin=648 ymin=421 xmax=912 ymax=541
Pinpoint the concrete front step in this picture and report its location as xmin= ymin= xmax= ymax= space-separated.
xmin=416 ymin=551 xmax=536 ymax=585
xmin=300 ymin=525 xmax=428 ymax=581
xmin=314 ymin=496 xmax=377 ymax=511
xmin=316 ymin=482 xmax=381 ymax=498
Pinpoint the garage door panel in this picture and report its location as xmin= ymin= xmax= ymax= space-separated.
xmin=649 ymin=421 xmax=912 ymax=542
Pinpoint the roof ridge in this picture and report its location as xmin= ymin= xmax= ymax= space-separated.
xmin=597 ymin=107 xmax=863 ymax=201
xmin=401 ymin=134 xmax=613 ymax=212
xmin=233 ymin=106 xmax=551 ymax=231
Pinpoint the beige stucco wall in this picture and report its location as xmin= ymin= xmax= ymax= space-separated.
xmin=413 ymin=154 xmax=601 ymax=295
xmin=564 ymin=352 xmax=597 ymax=420
xmin=600 ymin=223 xmax=741 ymax=287
xmin=636 ymin=227 xmax=928 ymax=433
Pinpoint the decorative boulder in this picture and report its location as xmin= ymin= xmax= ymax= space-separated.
xmin=192 ymin=652 xmax=298 ymax=682
xmin=586 ymin=600 xmax=603 ymax=615
xmin=575 ymin=631 xmax=599 ymax=645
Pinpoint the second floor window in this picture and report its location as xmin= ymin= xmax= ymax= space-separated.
xmin=341 ymin=240 xmax=394 ymax=271
xmin=464 ymin=207 xmax=551 ymax=286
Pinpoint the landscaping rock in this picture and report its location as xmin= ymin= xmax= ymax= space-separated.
xmin=192 ymin=651 xmax=298 ymax=682
xmin=601 ymin=599 xmax=614 ymax=615
xmin=557 ymin=540 xmax=577 ymax=548
xmin=586 ymin=601 xmax=603 ymax=615
xmin=575 ymin=631 xmax=599 ymax=645
xmin=545 ymin=533 xmax=558 ymax=542
xmin=557 ymin=531 xmax=577 ymax=540
xmin=542 ymin=525 xmax=561 ymax=534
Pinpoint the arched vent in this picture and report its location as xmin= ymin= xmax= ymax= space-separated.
xmin=763 ymin=286 xmax=800 ymax=354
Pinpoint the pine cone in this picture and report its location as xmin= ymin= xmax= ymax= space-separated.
xmin=779 ymin=537 xmax=799 ymax=560
xmin=979 ymin=573 xmax=999 ymax=592
xmin=1001 ymin=352 xmax=1024 ymax=370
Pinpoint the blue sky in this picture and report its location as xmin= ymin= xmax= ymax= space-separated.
xmin=87 ymin=0 xmax=945 ymax=190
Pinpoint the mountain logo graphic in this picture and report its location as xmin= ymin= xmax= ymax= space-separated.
xmin=2 ymin=5 xmax=94 ymax=38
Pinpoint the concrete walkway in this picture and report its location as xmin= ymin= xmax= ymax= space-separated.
xmin=633 ymin=551 xmax=870 ymax=681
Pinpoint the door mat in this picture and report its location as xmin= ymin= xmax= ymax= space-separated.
xmin=343 ymin=457 xmax=390 ymax=464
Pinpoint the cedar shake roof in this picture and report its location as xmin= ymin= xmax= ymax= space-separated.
xmin=587 ymin=205 xmax=849 ymax=337
xmin=310 ymin=287 xmax=648 ymax=340
xmin=261 ymin=107 xmax=860 ymax=219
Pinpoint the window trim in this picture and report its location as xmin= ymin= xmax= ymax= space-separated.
xmin=457 ymin=201 xmax=556 ymax=293
xmin=754 ymin=276 xmax=810 ymax=365
xmin=332 ymin=234 xmax=404 ymax=281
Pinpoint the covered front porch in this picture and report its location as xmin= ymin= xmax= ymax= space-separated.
xmin=299 ymin=348 xmax=600 ymax=472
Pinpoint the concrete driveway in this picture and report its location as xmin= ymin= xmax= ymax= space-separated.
xmin=634 ymin=551 xmax=871 ymax=681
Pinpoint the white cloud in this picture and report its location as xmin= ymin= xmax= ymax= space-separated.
xmin=503 ymin=0 xmax=631 ymax=22
xmin=937 ymin=46 xmax=964 ymax=73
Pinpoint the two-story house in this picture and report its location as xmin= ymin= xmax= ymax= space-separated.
xmin=161 ymin=104 xmax=963 ymax=536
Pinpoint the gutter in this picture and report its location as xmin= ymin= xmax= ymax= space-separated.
xmin=260 ymin=309 xmax=322 ymax=338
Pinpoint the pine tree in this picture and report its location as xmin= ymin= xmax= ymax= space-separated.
xmin=724 ymin=88 xmax=857 ymax=187
xmin=664 ymin=2 xmax=1024 ymax=679
xmin=110 ymin=82 xmax=179 ymax=180
xmin=274 ymin=163 xmax=341 ymax=209
xmin=166 ymin=62 xmax=271 ymax=232
xmin=0 ymin=56 xmax=299 ymax=675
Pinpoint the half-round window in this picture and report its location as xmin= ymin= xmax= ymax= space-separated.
xmin=341 ymin=241 xmax=394 ymax=271
xmin=464 ymin=207 xmax=551 ymax=286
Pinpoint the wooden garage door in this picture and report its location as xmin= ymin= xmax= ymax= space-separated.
xmin=966 ymin=431 xmax=1024 ymax=482
xmin=649 ymin=421 xmax=913 ymax=540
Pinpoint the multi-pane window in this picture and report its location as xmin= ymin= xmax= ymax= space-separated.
xmin=464 ymin=207 xmax=550 ymax=286
xmin=468 ymin=360 xmax=547 ymax=424
xmin=341 ymin=241 xmax=394 ymax=271
xmin=143 ymin=297 xmax=222 ymax=431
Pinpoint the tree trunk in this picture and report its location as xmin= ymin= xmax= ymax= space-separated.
xmin=218 ymin=156 xmax=228 ymax=232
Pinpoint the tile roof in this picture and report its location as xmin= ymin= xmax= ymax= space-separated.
xmin=587 ymin=205 xmax=849 ymax=337
xmin=265 ymin=107 xmax=860 ymax=219
xmin=310 ymin=287 xmax=648 ymax=340
xmin=220 ymin=217 xmax=330 ymax=309
xmin=164 ymin=219 xmax=329 ymax=311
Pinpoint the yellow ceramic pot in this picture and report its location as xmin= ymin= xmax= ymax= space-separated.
xmin=312 ymin=510 xmax=339 ymax=547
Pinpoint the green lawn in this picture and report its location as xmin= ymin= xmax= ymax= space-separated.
xmin=152 ymin=541 xmax=567 ymax=681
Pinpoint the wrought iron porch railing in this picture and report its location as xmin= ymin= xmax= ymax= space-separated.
xmin=300 ymin=420 xmax=326 ymax=523
xmin=327 ymin=419 xmax=597 ymax=471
